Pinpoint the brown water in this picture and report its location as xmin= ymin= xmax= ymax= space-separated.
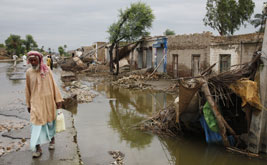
xmin=73 ymin=81 xmax=267 ymax=165
xmin=1 ymin=62 xmax=267 ymax=165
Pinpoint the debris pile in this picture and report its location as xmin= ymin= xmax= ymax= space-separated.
xmin=60 ymin=57 xmax=86 ymax=72
xmin=81 ymin=64 xmax=110 ymax=73
xmin=61 ymin=72 xmax=76 ymax=82
xmin=64 ymin=81 xmax=97 ymax=103
xmin=108 ymin=150 xmax=125 ymax=165
xmin=112 ymin=74 xmax=151 ymax=90
xmin=138 ymin=104 xmax=181 ymax=137
xmin=136 ymin=53 xmax=264 ymax=154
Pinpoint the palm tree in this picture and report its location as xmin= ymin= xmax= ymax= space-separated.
xmin=58 ymin=46 xmax=64 ymax=56
xmin=251 ymin=12 xmax=267 ymax=33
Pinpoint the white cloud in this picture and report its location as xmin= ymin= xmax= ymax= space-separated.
xmin=0 ymin=0 xmax=265 ymax=51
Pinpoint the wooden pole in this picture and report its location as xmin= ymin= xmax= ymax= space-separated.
xmin=201 ymin=79 xmax=230 ymax=147
xmin=148 ymin=54 xmax=166 ymax=78
xmin=247 ymin=16 xmax=267 ymax=153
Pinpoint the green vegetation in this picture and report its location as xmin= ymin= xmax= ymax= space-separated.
xmin=58 ymin=45 xmax=70 ymax=57
xmin=251 ymin=11 xmax=267 ymax=33
xmin=163 ymin=29 xmax=175 ymax=36
xmin=4 ymin=34 xmax=38 ymax=57
xmin=58 ymin=46 xmax=64 ymax=56
xmin=23 ymin=34 xmax=38 ymax=52
xmin=107 ymin=2 xmax=155 ymax=74
xmin=203 ymin=0 xmax=255 ymax=35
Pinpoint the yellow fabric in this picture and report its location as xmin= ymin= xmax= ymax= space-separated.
xmin=229 ymin=78 xmax=265 ymax=111
xmin=47 ymin=58 xmax=51 ymax=67
xmin=25 ymin=68 xmax=63 ymax=125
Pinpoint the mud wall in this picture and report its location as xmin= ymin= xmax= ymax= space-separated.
xmin=0 ymin=48 xmax=7 ymax=56
xmin=97 ymin=46 xmax=106 ymax=62
xmin=130 ymin=37 xmax=158 ymax=70
xmin=210 ymin=44 xmax=239 ymax=72
xmin=210 ymin=33 xmax=263 ymax=73
xmin=167 ymin=49 xmax=210 ymax=77
xmin=241 ymin=42 xmax=262 ymax=63
xmin=167 ymin=32 xmax=212 ymax=77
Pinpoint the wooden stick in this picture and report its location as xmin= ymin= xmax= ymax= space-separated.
xmin=201 ymin=63 xmax=217 ymax=76
xmin=148 ymin=54 xmax=166 ymax=78
xmin=226 ymin=147 xmax=259 ymax=157
xmin=201 ymin=78 xmax=230 ymax=147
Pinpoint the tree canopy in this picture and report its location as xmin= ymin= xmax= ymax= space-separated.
xmin=163 ymin=29 xmax=175 ymax=36
xmin=5 ymin=34 xmax=23 ymax=56
xmin=251 ymin=11 xmax=267 ymax=33
xmin=107 ymin=2 xmax=154 ymax=43
xmin=58 ymin=46 xmax=64 ymax=56
xmin=203 ymin=0 xmax=255 ymax=35
xmin=23 ymin=34 xmax=38 ymax=52
xmin=4 ymin=34 xmax=39 ymax=56
xmin=107 ymin=2 xmax=155 ymax=74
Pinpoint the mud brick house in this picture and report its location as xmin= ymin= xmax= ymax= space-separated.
xmin=166 ymin=32 xmax=263 ymax=78
xmin=131 ymin=36 xmax=167 ymax=72
xmin=104 ymin=32 xmax=263 ymax=76
xmin=167 ymin=32 xmax=212 ymax=78
xmin=0 ymin=47 xmax=7 ymax=57
xmin=104 ymin=36 xmax=167 ymax=72
xmin=92 ymin=42 xmax=106 ymax=63
xmin=210 ymin=33 xmax=263 ymax=73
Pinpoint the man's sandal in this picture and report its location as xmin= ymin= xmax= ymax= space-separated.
xmin=49 ymin=143 xmax=55 ymax=150
xmin=32 ymin=151 xmax=42 ymax=158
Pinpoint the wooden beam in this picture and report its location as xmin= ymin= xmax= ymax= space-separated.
xmin=201 ymin=79 xmax=230 ymax=147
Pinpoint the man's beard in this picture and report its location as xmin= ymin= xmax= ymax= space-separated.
xmin=32 ymin=64 xmax=40 ymax=70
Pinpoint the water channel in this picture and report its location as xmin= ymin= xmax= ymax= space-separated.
xmin=0 ymin=62 xmax=267 ymax=165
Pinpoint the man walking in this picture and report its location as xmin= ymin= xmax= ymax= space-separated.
xmin=22 ymin=54 xmax=27 ymax=66
xmin=25 ymin=51 xmax=63 ymax=158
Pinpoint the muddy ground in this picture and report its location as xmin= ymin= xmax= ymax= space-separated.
xmin=0 ymin=63 xmax=81 ymax=164
xmin=0 ymin=61 xmax=179 ymax=165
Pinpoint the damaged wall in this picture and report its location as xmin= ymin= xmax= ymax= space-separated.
xmin=210 ymin=44 xmax=239 ymax=72
xmin=211 ymin=33 xmax=263 ymax=73
xmin=130 ymin=37 xmax=159 ymax=70
xmin=167 ymin=32 xmax=212 ymax=77
xmin=0 ymin=48 xmax=7 ymax=56
xmin=93 ymin=42 xmax=106 ymax=62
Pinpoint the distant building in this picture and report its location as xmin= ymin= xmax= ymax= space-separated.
xmin=104 ymin=32 xmax=263 ymax=77
xmin=0 ymin=47 xmax=7 ymax=57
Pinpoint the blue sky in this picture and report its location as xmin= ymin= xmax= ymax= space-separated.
xmin=0 ymin=0 xmax=265 ymax=51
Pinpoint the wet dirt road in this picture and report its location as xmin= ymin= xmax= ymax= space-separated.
xmin=0 ymin=62 xmax=80 ymax=165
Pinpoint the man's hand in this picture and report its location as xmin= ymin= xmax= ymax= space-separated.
xmin=56 ymin=102 xmax=62 ymax=109
xmin=27 ymin=107 xmax=31 ymax=113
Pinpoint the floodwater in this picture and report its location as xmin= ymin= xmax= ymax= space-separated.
xmin=73 ymin=79 xmax=267 ymax=165
xmin=1 ymin=62 xmax=267 ymax=165
xmin=0 ymin=62 xmax=26 ymax=108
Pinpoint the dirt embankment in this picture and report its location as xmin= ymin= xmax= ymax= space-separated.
xmin=0 ymin=55 xmax=10 ymax=60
